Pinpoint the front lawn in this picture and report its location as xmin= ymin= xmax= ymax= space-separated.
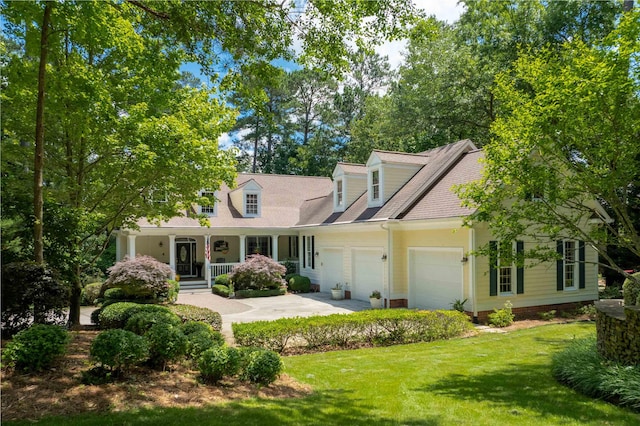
xmin=4 ymin=322 xmax=638 ymax=425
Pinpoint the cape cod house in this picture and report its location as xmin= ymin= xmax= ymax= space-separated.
xmin=115 ymin=139 xmax=603 ymax=321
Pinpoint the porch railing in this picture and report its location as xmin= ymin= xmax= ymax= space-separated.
xmin=210 ymin=260 xmax=299 ymax=278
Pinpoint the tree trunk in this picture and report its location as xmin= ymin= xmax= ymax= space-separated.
xmin=34 ymin=2 xmax=52 ymax=264
xmin=68 ymin=262 xmax=83 ymax=328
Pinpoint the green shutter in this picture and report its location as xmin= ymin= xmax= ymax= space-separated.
xmin=489 ymin=241 xmax=498 ymax=296
xmin=302 ymin=236 xmax=306 ymax=269
xmin=556 ymin=241 xmax=564 ymax=291
xmin=516 ymin=241 xmax=524 ymax=294
xmin=311 ymin=236 xmax=315 ymax=269
xmin=579 ymin=241 xmax=586 ymax=289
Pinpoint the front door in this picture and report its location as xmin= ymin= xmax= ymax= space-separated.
xmin=176 ymin=240 xmax=196 ymax=277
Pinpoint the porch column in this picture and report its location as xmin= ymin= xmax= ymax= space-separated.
xmin=272 ymin=235 xmax=279 ymax=261
xmin=239 ymin=234 xmax=246 ymax=262
xmin=127 ymin=235 xmax=136 ymax=258
xmin=205 ymin=235 xmax=212 ymax=288
xmin=168 ymin=234 xmax=176 ymax=274
xmin=115 ymin=235 xmax=122 ymax=262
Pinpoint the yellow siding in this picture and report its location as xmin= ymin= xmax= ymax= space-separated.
xmin=229 ymin=190 xmax=243 ymax=214
xmin=383 ymin=165 xmax=420 ymax=201
xmin=345 ymin=175 xmax=366 ymax=208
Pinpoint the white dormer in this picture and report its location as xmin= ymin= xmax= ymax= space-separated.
xmin=197 ymin=190 xmax=218 ymax=216
xmin=332 ymin=163 xmax=367 ymax=212
xmin=366 ymin=151 xmax=428 ymax=208
xmin=230 ymin=179 xmax=263 ymax=217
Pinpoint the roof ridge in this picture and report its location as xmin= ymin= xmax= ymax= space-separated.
xmin=372 ymin=149 xmax=430 ymax=157
xmin=238 ymin=172 xmax=331 ymax=180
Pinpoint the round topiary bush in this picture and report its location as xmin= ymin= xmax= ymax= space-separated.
xmin=214 ymin=274 xmax=229 ymax=286
xmin=288 ymin=275 xmax=311 ymax=293
xmin=184 ymin=329 xmax=226 ymax=359
xmin=144 ymin=322 xmax=187 ymax=367
xmin=167 ymin=304 xmax=222 ymax=331
xmin=104 ymin=287 xmax=127 ymax=301
xmin=2 ymin=324 xmax=70 ymax=372
xmin=81 ymin=282 xmax=103 ymax=306
xmin=242 ymin=349 xmax=283 ymax=385
xmin=228 ymin=254 xmax=286 ymax=291
xmin=90 ymin=329 xmax=149 ymax=372
xmin=198 ymin=346 xmax=241 ymax=384
xmin=98 ymin=302 xmax=172 ymax=329
xmin=622 ymin=272 xmax=640 ymax=306
xmin=124 ymin=310 xmax=182 ymax=335
xmin=102 ymin=255 xmax=172 ymax=301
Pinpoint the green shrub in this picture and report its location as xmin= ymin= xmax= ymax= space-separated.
xmin=214 ymin=274 xmax=229 ymax=286
xmin=182 ymin=321 xmax=225 ymax=359
xmin=235 ymin=288 xmax=286 ymax=299
xmin=282 ymin=260 xmax=298 ymax=276
xmin=2 ymin=324 xmax=70 ymax=372
xmin=167 ymin=304 xmax=222 ymax=331
xmin=124 ymin=310 xmax=182 ymax=335
xmin=229 ymin=254 xmax=286 ymax=291
xmin=242 ymin=349 xmax=283 ymax=385
xmin=577 ymin=304 xmax=597 ymax=319
xmin=288 ymin=275 xmax=311 ymax=293
xmin=98 ymin=302 xmax=171 ymax=329
xmin=166 ymin=279 xmax=180 ymax=304
xmin=145 ymin=323 xmax=187 ymax=367
xmin=232 ymin=309 xmax=473 ymax=353
xmin=212 ymin=284 xmax=230 ymax=297
xmin=1 ymin=262 xmax=70 ymax=337
xmin=284 ymin=273 xmax=299 ymax=283
xmin=104 ymin=287 xmax=128 ymax=301
xmin=198 ymin=346 xmax=241 ymax=384
xmin=538 ymin=310 xmax=556 ymax=321
xmin=103 ymin=255 xmax=172 ymax=301
xmin=622 ymin=272 xmax=640 ymax=306
xmin=450 ymin=298 xmax=467 ymax=312
xmin=90 ymin=329 xmax=149 ymax=372
xmin=81 ymin=282 xmax=103 ymax=306
xmin=552 ymin=337 xmax=640 ymax=411
xmin=599 ymin=285 xmax=623 ymax=299
xmin=488 ymin=300 xmax=515 ymax=327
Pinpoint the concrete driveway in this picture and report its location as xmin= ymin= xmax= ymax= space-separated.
xmin=81 ymin=290 xmax=371 ymax=339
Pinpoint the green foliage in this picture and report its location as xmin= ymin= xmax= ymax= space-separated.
xmin=2 ymin=325 xmax=70 ymax=372
xmin=229 ymin=254 xmax=286 ymax=291
xmin=167 ymin=304 xmax=222 ymax=331
xmin=124 ymin=311 xmax=182 ymax=335
xmin=198 ymin=346 xmax=241 ymax=384
xmin=144 ymin=323 xmax=188 ymax=368
xmin=214 ymin=274 xmax=229 ymax=286
xmin=282 ymin=261 xmax=298 ymax=276
xmin=1 ymin=262 xmax=70 ymax=337
xmin=450 ymin=298 xmax=468 ymax=313
xmin=577 ymin=304 xmax=598 ymax=320
xmin=81 ymin=282 xmax=103 ymax=306
xmin=89 ymin=329 xmax=149 ymax=372
xmin=103 ymin=256 xmax=173 ymax=301
xmin=599 ymin=285 xmax=623 ymax=300
xmin=98 ymin=302 xmax=171 ymax=329
xmin=235 ymin=288 xmax=287 ymax=299
xmin=166 ymin=279 xmax=180 ymax=304
xmin=538 ymin=310 xmax=557 ymax=321
xmin=182 ymin=321 xmax=226 ymax=360
xmin=242 ymin=349 xmax=283 ymax=386
xmin=104 ymin=287 xmax=128 ymax=301
xmin=488 ymin=301 xmax=515 ymax=327
xmin=623 ymin=272 xmax=640 ymax=306
xmin=552 ymin=336 xmax=640 ymax=411
xmin=232 ymin=309 xmax=473 ymax=353
xmin=288 ymin=275 xmax=311 ymax=293
xmin=212 ymin=284 xmax=231 ymax=298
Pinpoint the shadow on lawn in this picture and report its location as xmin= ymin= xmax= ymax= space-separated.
xmin=17 ymin=390 xmax=439 ymax=426
xmin=416 ymin=362 xmax=637 ymax=425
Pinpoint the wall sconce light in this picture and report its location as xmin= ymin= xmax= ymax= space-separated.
xmin=381 ymin=254 xmax=387 ymax=261
xmin=315 ymin=251 xmax=320 ymax=257
xmin=159 ymin=241 xmax=163 ymax=248
xmin=461 ymin=256 xmax=468 ymax=263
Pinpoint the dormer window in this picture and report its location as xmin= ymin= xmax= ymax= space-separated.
xmin=371 ymin=170 xmax=380 ymax=200
xmin=245 ymin=192 xmax=259 ymax=216
xmin=337 ymin=180 xmax=343 ymax=205
xmin=199 ymin=191 xmax=217 ymax=216
xmin=334 ymin=178 xmax=345 ymax=211
xmin=368 ymin=167 xmax=383 ymax=207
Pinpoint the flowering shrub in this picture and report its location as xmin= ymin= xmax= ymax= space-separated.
xmin=229 ymin=254 xmax=286 ymax=291
xmin=103 ymin=255 xmax=172 ymax=301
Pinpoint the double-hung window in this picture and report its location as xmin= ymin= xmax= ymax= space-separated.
xmin=245 ymin=193 xmax=258 ymax=216
xmin=564 ymin=240 xmax=577 ymax=289
xmin=200 ymin=191 xmax=216 ymax=215
xmin=336 ymin=179 xmax=344 ymax=207
xmin=490 ymin=240 xmax=524 ymax=296
xmin=371 ymin=170 xmax=380 ymax=201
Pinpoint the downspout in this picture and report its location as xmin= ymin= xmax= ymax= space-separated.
xmin=469 ymin=225 xmax=478 ymax=323
xmin=381 ymin=221 xmax=398 ymax=308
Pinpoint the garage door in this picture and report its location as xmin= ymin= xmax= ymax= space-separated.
xmin=352 ymin=248 xmax=384 ymax=301
xmin=409 ymin=248 xmax=463 ymax=310
xmin=322 ymin=248 xmax=344 ymax=293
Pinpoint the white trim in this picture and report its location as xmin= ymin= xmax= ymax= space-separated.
xmin=198 ymin=190 xmax=218 ymax=216
xmin=334 ymin=177 xmax=345 ymax=212
xmin=368 ymin=166 xmax=383 ymax=207
xmin=244 ymin=191 xmax=261 ymax=217
xmin=563 ymin=239 xmax=579 ymax=291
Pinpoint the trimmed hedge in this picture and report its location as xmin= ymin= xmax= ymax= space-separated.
xmin=167 ymin=304 xmax=223 ymax=331
xmin=212 ymin=284 xmax=231 ymax=297
xmin=81 ymin=282 xmax=103 ymax=306
xmin=235 ymin=288 xmax=286 ymax=299
xmin=214 ymin=274 xmax=230 ymax=286
xmin=97 ymin=302 xmax=171 ymax=329
xmin=232 ymin=309 xmax=473 ymax=353
xmin=1 ymin=324 xmax=70 ymax=372
xmin=288 ymin=275 xmax=311 ymax=293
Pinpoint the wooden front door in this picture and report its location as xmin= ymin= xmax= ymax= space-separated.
xmin=176 ymin=241 xmax=195 ymax=276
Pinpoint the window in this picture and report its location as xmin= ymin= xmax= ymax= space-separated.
xmin=247 ymin=236 xmax=271 ymax=256
xmin=498 ymin=242 xmax=514 ymax=295
xmin=200 ymin=191 xmax=216 ymax=215
xmin=490 ymin=240 xmax=524 ymax=296
xmin=564 ymin=241 xmax=577 ymax=289
xmin=245 ymin=193 xmax=258 ymax=216
xmin=303 ymin=235 xmax=314 ymax=269
xmin=371 ymin=170 xmax=380 ymax=200
xmin=336 ymin=179 xmax=343 ymax=206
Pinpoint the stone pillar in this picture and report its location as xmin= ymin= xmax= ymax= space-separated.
xmin=169 ymin=234 xmax=176 ymax=274
xmin=239 ymin=235 xmax=246 ymax=262
xmin=272 ymin=235 xmax=279 ymax=261
xmin=127 ymin=235 xmax=136 ymax=258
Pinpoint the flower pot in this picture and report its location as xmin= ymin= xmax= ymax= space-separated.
xmin=331 ymin=289 xmax=344 ymax=300
xmin=369 ymin=297 xmax=382 ymax=309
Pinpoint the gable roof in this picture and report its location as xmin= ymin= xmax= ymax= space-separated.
xmin=296 ymin=139 xmax=481 ymax=227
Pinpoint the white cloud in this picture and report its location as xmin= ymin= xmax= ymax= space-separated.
xmin=218 ymin=132 xmax=232 ymax=149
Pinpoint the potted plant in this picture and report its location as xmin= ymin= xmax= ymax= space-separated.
xmin=331 ymin=283 xmax=344 ymax=300
xmin=194 ymin=261 xmax=204 ymax=278
xmin=369 ymin=290 xmax=382 ymax=309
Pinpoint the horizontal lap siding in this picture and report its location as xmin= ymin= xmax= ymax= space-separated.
xmin=474 ymin=228 xmax=599 ymax=313
xmin=383 ymin=166 xmax=420 ymax=201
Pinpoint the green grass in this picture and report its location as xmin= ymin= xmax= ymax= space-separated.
xmin=5 ymin=323 xmax=639 ymax=425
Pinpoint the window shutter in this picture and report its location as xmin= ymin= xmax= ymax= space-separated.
xmin=516 ymin=241 xmax=524 ymax=294
xmin=579 ymin=241 xmax=586 ymax=289
xmin=302 ymin=236 xmax=306 ymax=269
xmin=489 ymin=241 xmax=497 ymax=296
xmin=556 ymin=241 xmax=564 ymax=291
xmin=311 ymin=236 xmax=315 ymax=269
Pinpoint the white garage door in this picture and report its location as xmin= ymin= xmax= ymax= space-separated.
xmin=409 ymin=248 xmax=463 ymax=310
xmin=352 ymin=248 xmax=384 ymax=301
xmin=322 ymin=248 xmax=344 ymax=293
